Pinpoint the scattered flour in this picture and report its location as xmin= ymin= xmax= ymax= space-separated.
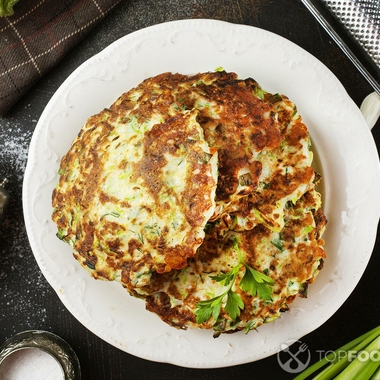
xmin=0 ymin=123 xmax=32 ymax=182
xmin=0 ymin=120 xmax=53 ymax=333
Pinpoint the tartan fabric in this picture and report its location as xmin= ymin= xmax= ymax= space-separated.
xmin=0 ymin=0 xmax=121 ymax=115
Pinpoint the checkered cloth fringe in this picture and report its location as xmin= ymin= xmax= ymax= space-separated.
xmin=0 ymin=0 xmax=121 ymax=115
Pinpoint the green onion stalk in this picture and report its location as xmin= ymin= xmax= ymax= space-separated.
xmin=294 ymin=325 xmax=380 ymax=380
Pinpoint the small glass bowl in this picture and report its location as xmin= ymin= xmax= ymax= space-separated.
xmin=0 ymin=330 xmax=81 ymax=380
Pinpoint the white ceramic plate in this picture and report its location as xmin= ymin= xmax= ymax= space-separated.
xmin=23 ymin=19 xmax=380 ymax=368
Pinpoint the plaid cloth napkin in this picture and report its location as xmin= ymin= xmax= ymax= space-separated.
xmin=0 ymin=0 xmax=121 ymax=115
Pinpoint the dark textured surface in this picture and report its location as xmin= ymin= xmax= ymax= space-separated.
xmin=0 ymin=1 xmax=379 ymax=379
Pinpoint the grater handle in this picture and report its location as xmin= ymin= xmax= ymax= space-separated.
xmin=360 ymin=92 xmax=380 ymax=130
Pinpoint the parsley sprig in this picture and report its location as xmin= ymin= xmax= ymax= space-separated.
xmin=195 ymin=235 xmax=275 ymax=324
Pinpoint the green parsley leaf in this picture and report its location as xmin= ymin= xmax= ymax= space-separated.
xmin=195 ymin=234 xmax=275 ymax=325
xmin=210 ymin=264 xmax=240 ymax=286
xmin=241 ymin=265 xmax=274 ymax=301
xmin=195 ymin=294 xmax=225 ymax=324
xmin=251 ymin=267 xmax=275 ymax=285
xmin=224 ymin=290 xmax=244 ymax=320
xmin=195 ymin=302 xmax=214 ymax=324
xmin=210 ymin=271 xmax=234 ymax=286
xmin=239 ymin=267 xmax=256 ymax=295
xmin=212 ymin=302 xmax=221 ymax=322
xmin=256 ymin=280 xmax=273 ymax=300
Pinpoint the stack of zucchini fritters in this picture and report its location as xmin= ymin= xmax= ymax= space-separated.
xmin=52 ymin=71 xmax=327 ymax=336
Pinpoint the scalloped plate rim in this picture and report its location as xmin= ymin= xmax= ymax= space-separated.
xmin=22 ymin=19 xmax=380 ymax=368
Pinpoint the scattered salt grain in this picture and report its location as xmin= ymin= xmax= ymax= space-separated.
xmin=0 ymin=348 xmax=64 ymax=380
xmin=0 ymin=124 xmax=32 ymax=182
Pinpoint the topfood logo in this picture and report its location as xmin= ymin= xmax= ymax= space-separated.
xmin=277 ymin=340 xmax=311 ymax=374
xmin=277 ymin=338 xmax=380 ymax=375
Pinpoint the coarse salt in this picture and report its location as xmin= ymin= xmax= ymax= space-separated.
xmin=0 ymin=347 xmax=64 ymax=380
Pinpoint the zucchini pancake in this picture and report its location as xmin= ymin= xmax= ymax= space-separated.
xmin=52 ymin=71 xmax=327 ymax=336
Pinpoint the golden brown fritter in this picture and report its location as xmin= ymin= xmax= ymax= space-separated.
xmin=52 ymin=107 xmax=218 ymax=288
xmin=52 ymin=71 xmax=327 ymax=335
xmin=143 ymin=189 xmax=326 ymax=335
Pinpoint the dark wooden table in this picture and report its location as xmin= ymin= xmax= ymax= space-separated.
xmin=1 ymin=1 xmax=379 ymax=379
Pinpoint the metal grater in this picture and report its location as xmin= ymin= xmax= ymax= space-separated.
xmin=301 ymin=0 xmax=380 ymax=94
